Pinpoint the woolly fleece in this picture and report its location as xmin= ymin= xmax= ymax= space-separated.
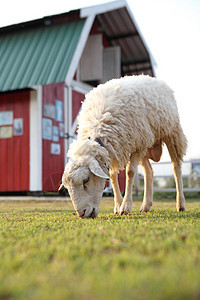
xmin=70 ymin=75 xmax=187 ymax=172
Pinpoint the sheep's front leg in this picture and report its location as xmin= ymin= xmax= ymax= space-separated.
xmin=110 ymin=171 xmax=123 ymax=214
xmin=140 ymin=156 xmax=154 ymax=212
xmin=120 ymin=153 xmax=142 ymax=215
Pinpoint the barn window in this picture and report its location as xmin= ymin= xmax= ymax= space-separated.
xmin=79 ymin=35 xmax=121 ymax=86
xmin=102 ymin=46 xmax=121 ymax=83
xmin=79 ymin=34 xmax=103 ymax=83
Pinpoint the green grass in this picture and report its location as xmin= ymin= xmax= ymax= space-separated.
xmin=0 ymin=198 xmax=200 ymax=300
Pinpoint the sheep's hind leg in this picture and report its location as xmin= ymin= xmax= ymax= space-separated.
xmin=120 ymin=153 xmax=142 ymax=215
xmin=140 ymin=156 xmax=154 ymax=212
xmin=110 ymin=171 xmax=123 ymax=214
xmin=165 ymin=137 xmax=186 ymax=211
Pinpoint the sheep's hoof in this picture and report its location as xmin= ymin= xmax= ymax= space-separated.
xmin=177 ymin=206 xmax=185 ymax=212
xmin=120 ymin=210 xmax=130 ymax=215
xmin=119 ymin=202 xmax=132 ymax=215
xmin=114 ymin=204 xmax=121 ymax=215
xmin=140 ymin=203 xmax=151 ymax=213
xmin=176 ymin=197 xmax=185 ymax=212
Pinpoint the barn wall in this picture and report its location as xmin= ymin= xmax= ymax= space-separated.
xmin=67 ymin=82 xmax=91 ymax=143
xmin=42 ymin=82 xmax=65 ymax=191
xmin=0 ymin=90 xmax=30 ymax=191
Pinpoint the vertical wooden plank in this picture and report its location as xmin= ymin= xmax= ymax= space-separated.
xmin=0 ymin=95 xmax=8 ymax=190
xmin=0 ymin=94 xmax=12 ymax=191
xmin=14 ymin=91 xmax=30 ymax=191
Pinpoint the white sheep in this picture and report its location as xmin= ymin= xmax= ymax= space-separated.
xmin=59 ymin=75 xmax=187 ymax=218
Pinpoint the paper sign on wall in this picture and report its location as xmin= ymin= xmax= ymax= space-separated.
xmin=42 ymin=118 xmax=52 ymax=140
xmin=51 ymin=143 xmax=61 ymax=155
xmin=14 ymin=118 xmax=23 ymax=135
xmin=0 ymin=126 xmax=13 ymax=138
xmin=55 ymin=100 xmax=63 ymax=122
xmin=52 ymin=126 xmax=59 ymax=142
xmin=0 ymin=111 xmax=13 ymax=126
xmin=59 ymin=123 xmax=65 ymax=138
xmin=43 ymin=103 xmax=55 ymax=119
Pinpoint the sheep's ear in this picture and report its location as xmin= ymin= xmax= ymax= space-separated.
xmin=89 ymin=159 xmax=109 ymax=179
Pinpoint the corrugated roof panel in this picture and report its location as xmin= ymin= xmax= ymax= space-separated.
xmin=100 ymin=8 xmax=138 ymax=37
xmin=98 ymin=6 xmax=154 ymax=76
xmin=0 ymin=19 xmax=85 ymax=92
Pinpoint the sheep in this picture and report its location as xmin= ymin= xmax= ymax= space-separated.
xmin=59 ymin=75 xmax=187 ymax=218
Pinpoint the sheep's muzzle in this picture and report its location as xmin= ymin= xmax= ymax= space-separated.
xmin=78 ymin=208 xmax=96 ymax=219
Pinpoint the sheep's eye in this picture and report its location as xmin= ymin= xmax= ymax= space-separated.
xmin=83 ymin=177 xmax=89 ymax=190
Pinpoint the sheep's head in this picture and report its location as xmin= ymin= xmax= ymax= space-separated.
xmin=59 ymin=140 xmax=110 ymax=218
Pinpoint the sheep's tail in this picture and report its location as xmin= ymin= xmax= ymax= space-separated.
xmin=164 ymin=122 xmax=187 ymax=165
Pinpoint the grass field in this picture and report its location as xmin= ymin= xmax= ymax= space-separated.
xmin=0 ymin=197 xmax=200 ymax=300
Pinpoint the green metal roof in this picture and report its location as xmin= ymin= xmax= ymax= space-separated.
xmin=0 ymin=19 xmax=85 ymax=92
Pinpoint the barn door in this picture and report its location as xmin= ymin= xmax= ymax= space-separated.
xmin=0 ymin=91 xmax=30 ymax=192
xmin=42 ymin=83 xmax=65 ymax=191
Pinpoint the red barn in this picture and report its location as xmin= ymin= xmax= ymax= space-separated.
xmin=0 ymin=0 xmax=155 ymax=193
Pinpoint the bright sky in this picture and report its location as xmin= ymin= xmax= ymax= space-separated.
xmin=1 ymin=0 xmax=200 ymax=160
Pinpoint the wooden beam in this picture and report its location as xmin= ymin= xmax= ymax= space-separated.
xmin=109 ymin=32 xmax=139 ymax=40
xmin=123 ymin=66 xmax=152 ymax=74
xmin=122 ymin=58 xmax=150 ymax=66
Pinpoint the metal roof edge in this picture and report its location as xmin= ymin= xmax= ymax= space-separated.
xmin=0 ymin=9 xmax=80 ymax=33
xmin=80 ymin=0 xmax=127 ymax=18
xmin=65 ymin=14 xmax=95 ymax=86
xmin=0 ymin=1 xmax=127 ymax=32
xmin=125 ymin=2 xmax=157 ymax=71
